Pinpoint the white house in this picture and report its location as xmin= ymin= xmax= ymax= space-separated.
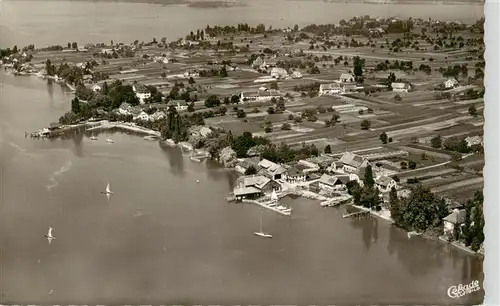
xmin=167 ymin=100 xmax=188 ymax=112
xmin=333 ymin=151 xmax=370 ymax=175
xmin=391 ymin=82 xmax=411 ymax=93
xmin=444 ymin=78 xmax=459 ymax=89
xmin=283 ymin=167 xmax=307 ymax=183
xmin=319 ymin=83 xmax=342 ymax=96
xmin=132 ymin=84 xmax=151 ymax=104
xmin=270 ymin=67 xmax=288 ymax=79
xmin=465 ymin=135 xmax=483 ymax=147
xmin=240 ymin=90 xmax=281 ymax=103
xmin=117 ymin=102 xmax=132 ymax=115
xmin=153 ymin=56 xmax=170 ymax=64
xmin=375 ymin=176 xmax=398 ymax=193
xmin=291 ymin=71 xmax=303 ymax=79
xmin=339 ymin=73 xmax=355 ymax=83
xmin=443 ymin=208 xmax=466 ymax=237
xmin=149 ymin=111 xmax=166 ymax=121
xmin=134 ymin=111 xmax=150 ymax=121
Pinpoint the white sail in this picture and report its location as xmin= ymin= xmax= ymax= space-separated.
xmin=271 ymin=190 xmax=278 ymax=201
xmin=254 ymin=213 xmax=273 ymax=238
xmin=47 ymin=227 xmax=53 ymax=238
xmin=105 ymin=183 xmax=111 ymax=194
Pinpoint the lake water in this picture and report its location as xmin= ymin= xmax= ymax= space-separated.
xmin=0 ymin=71 xmax=483 ymax=304
xmin=0 ymin=0 xmax=484 ymax=47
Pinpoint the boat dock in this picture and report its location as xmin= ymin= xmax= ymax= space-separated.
xmin=242 ymin=199 xmax=291 ymax=216
xmin=320 ymin=196 xmax=352 ymax=207
xmin=342 ymin=211 xmax=370 ymax=219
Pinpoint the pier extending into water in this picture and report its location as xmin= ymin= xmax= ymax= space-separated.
xmin=342 ymin=211 xmax=370 ymax=218
xmin=241 ymin=199 xmax=292 ymax=216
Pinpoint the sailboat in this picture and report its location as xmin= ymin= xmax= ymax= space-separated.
xmin=102 ymin=182 xmax=113 ymax=195
xmin=45 ymin=226 xmax=56 ymax=244
xmin=254 ymin=213 xmax=272 ymax=238
xmin=106 ymin=137 xmax=114 ymax=143
xmin=271 ymin=190 xmax=279 ymax=202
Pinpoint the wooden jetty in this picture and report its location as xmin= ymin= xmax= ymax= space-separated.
xmin=242 ymin=199 xmax=292 ymax=216
xmin=342 ymin=211 xmax=370 ymax=218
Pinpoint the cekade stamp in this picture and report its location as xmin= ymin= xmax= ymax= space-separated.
xmin=447 ymin=280 xmax=481 ymax=299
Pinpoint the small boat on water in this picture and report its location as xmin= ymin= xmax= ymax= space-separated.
xmin=45 ymin=226 xmax=56 ymax=244
xmin=407 ymin=231 xmax=422 ymax=239
xmin=106 ymin=137 xmax=114 ymax=143
xmin=102 ymin=182 xmax=113 ymax=196
xmin=90 ymin=135 xmax=98 ymax=140
xmin=254 ymin=213 xmax=272 ymax=239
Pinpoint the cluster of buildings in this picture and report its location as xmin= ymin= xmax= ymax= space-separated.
xmin=232 ymin=151 xmax=400 ymax=202
xmin=115 ymin=102 xmax=166 ymax=121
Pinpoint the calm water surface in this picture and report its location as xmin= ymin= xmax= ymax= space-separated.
xmin=0 ymin=70 xmax=483 ymax=303
xmin=0 ymin=0 xmax=484 ymax=47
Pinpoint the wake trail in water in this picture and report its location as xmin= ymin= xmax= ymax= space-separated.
xmin=46 ymin=160 xmax=73 ymax=191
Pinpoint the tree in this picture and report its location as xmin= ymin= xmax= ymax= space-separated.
xmin=324 ymin=144 xmax=332 ymax=154
xmin=400 ymin=161 xmax=408 ymax=170
xmin=245 ymin=165 xmax=258 ymax=175
xmin=364 ymin=165 xmax=375 ymax=188
xmin=219 ymin=66 xmax=228 ymax=77
xmin=281 ymin=123 xmax=291 ymax=130
xmin=71 ymin=97 xmax=81 ymax=114
xmin=187 ymin=102 xmax=195 ymax=112
xmin=223 ymin=97 xmax=230 ymax=105
xmin=236 ymin=109 xmax=246 ymax=118
xmin=408 ymin=161 xmax=417 ymax=170
xmin=264 ymin=126 xmax=272 ymax=133
xmin=394 ymin=94 xmax=402 ymax=101
xmin=71 ymin=42 xmax=78 ymax=49
xmin=267 ymin=106 xmax=275 ymax=114
xmin=45 ymin=59 xmax=54 ymax=76
xmin=353 ymin=56 xmax=364 ymax=78
xmin=430 ymin=135 xmax=442 ymax=148
xmin=75 ymin=84 xmax=93 ymax=101
xmin=205 ymin=95 xmax=221 ymax=108
xmin=379 ymin=132 xmax=388 ymax=144
xmin=468 ymin=104 xmax=478 ymax=117
xmin=360 ymin=119 xmax=371 ymax=130
xmin=230 ymin=95 xmax=240 ymax=104
xmin=188 ymin=77 xmax=196 ymax=84
xmin=389 ymin=187 xmax=401 ymax=222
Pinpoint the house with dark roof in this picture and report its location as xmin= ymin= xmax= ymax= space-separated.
xmin=233 ymin=186 xmax=262 ymax=201
xmin=236 ymin=174 xmax=281 ymax=193
xmin=443 ymin=208 xmax=467 ymax=237
xmin=283 ymin=166 xmax=306 ymax=183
